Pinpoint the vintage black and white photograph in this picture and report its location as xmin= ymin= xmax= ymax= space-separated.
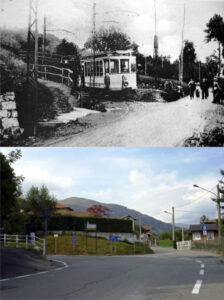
xmin=0 ymin=0 xmax=223 ymax=146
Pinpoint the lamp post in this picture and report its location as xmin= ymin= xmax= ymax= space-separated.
xmin=193 ymin=184 xmax=221 ymax=239
xmin=164 ymin=207 xmax=175 ymax=241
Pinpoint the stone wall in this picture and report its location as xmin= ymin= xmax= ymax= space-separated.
xmin=0 ymin=92 xmax=23 ymax=141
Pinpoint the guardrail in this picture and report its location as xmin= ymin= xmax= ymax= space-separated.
xmin=0 ymin=234 xmax=46 ymax=256
xmin=30 ymin=64 xmax=73 ymax=88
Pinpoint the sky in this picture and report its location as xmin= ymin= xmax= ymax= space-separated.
xmin=1 ymin=147 xmax=224 ymax=226
xmin=0 ymin=0 xmax=223 ymax=61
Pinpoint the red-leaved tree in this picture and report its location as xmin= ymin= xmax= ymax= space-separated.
xmin=86 ymin=205 xmax=111 ymax=218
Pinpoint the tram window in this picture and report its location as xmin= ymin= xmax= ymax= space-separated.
xmin=131 ymin=63 xmax=136 ymax=72
xmin=95 ymin=61 xmax=103 ymax=76
xmin=121 ymin=59 xmax=129 ymax=73
xmin=110 ymin=60 xmax=119 ymax=74
xmin=104 ymin=60 xmax=109 ymax=74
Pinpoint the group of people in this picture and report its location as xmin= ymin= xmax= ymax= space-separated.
xmin=188 ymin=77 xmax=223 ymax=103
xmin=188 ymin=78 xmax=209 ymax=100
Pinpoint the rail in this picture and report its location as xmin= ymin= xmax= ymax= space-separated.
xmin=30 ymin=64 xmax=73 ymax=88
xmin=0 ymin=233 xmax=46 ymax=256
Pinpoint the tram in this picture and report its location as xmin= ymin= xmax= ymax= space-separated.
xmin=81 ymin=50 xmax=137 ymax=92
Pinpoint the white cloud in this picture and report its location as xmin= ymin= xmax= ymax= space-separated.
xmin=14 ymin=165 xmax=73 ymax=189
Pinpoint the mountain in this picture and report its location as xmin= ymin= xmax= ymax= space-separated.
xmin=59 ymin=197 xmax=173 ymax=235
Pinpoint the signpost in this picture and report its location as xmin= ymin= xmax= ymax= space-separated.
xmin=109 ymin=235 xmax=119 ymax=254
xmin=30 ymin=232 xmax=35 ymax=245
xmin=202 ymin=224 xmax=208 ymax=236
xmin=72 ymin=235 xmax=76 ymax=253
xmin=54 ymin=234 xmax=58 ymax=254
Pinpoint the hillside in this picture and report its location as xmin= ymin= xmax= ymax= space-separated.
xmin=59 ymin=197 xmax=173 ymax=235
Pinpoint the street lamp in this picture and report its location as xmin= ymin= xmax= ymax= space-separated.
xmin=164 ymin=207 xmax=175 ymax=241
xmin=193 ymin=184 xmax=221 ymax=239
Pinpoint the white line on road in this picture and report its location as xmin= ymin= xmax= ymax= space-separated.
xmin=0 ymin=278 xmax=9 ymax=282
xmin=51 ymin=259 xmax=68 ymax=268
xmin=196 ymin=260 xmax=202 ymax=263
xmin=200 ymin=269 xmax=204 ymax=275
xmin=201 ymin=264 xmax=205 ymax=268
xmin=192 ymin=280 xmax=202 ymax=294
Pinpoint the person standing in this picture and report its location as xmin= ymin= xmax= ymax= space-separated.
xmin=188 ymin=79 xmax=196 ymax=99
xmin=200 ymin=78 xmax=209 ymax=100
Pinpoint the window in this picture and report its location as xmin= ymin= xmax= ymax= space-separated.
xmin=120 ymin=59 xmax=129 ymax=73
xmin=110 ymin=59 xmax=119 ymax=74
xmin=131 ymin=63 xmax=136 ymax=73
xmin=95 ymin=61 xmax=103 ymax=76
xmin=193 ymin=232 xmax=201 ymax=240
xmin=104 ymin=59 xmax=109 ymax=74
xmin=207 ymin=231 xmax=214 ymax=240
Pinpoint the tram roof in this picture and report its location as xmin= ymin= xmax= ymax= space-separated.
xmin=81 ymin=50 xmax=135 ymax=60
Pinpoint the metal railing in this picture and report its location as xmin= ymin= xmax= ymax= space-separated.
xmin=30 ymin=64 xmax=73 ymax=88
xmin=192 ymin=237 xmax=224 ymax=254
xmin=0 ymin=234 xmax=46 ymax=256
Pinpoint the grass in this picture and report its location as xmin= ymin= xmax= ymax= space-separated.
xmin=46 ymin=234 xmax=154 ymax=256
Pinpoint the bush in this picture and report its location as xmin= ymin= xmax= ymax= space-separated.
xmin=26 ymin=215 xmax=133 ymax=233
xmin=159 ymin=239 xmax=173 ymax=248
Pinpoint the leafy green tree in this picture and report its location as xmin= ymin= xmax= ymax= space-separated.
xmin=182 ymin=40 xmax=197 ymax=81
xmin=25 ymin=185 xmax=57 ymax=216
xmin=84 ymin=27 xmax=133 ymax=52
xmin=0 ymin=150 xmax=23 ymax=227
xmin=200 ymin=215 xmax=209 ymax=224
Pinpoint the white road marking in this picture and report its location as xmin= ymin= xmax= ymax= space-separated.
xmin=200 ymin=269 xmax=204 ymax=275
xmin=15 ymin=274 xmax=32 ymax=279
xmin=0 ymin=278 xmax=9 ymax=282
xmin=51 ymin=259 xmax=68 ymax=268
xmin=192 ymin=280 xmax=202 ymax=294
xmin=201 ymin=264 xmax=205 ymax=268
xmin=196 ymin=260 xmax=202 ymax=263
xmin=55 ymin=267 xmax=63 ymax=271
xmin=37 ymin=271 xmax=49 ymax=275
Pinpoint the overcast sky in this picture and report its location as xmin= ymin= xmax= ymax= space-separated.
xmin=2 ymin=147 xmax=224 ymax=226
xmin=0 ymin=0 xmax=223 ymax=61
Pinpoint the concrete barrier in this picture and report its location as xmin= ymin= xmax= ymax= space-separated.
xmin=176 ymin=240 xmax=192 ymax=250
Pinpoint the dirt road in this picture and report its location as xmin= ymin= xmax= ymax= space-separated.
xmin=37 ymin=91 xmax=223 ymax=147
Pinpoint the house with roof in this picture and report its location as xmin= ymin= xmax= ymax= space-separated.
xmin=122 ymin=215 xmax=136 ymax=232
xmin=189 ymin=222 xmax=218 ymax=242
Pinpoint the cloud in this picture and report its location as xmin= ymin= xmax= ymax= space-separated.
xmin=14 ymin=165 xmax=73 ymax=189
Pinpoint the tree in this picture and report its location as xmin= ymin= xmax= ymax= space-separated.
xmin=200 ymin=215 xmax=209 ymax=224
xmin=86 ymin=205 xmax=111 ymax=218
xmin=84 ymin=27 xmax=133 ymax=52
xmin=25 ymin=185 xmax=57 ymax=216
xmin=56 ymin=38 xmax=79 ymax=56
xmin=205 ymin=14 xmax=224 ymax=76
xmin=0 ymin=150 xmax=23 ymax=226
xmin=183 ymin=40 xmax=197 ymax=81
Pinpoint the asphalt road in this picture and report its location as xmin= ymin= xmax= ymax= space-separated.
xmin=1 ymin=248 xmax=224 ymax=300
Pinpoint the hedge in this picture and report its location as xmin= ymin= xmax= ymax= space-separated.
xmin=159 ymin=240 xmax=173 ymax=248
xmin=26 ymin=215 xmax=133 ymax=233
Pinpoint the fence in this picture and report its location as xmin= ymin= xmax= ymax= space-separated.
xmin=176 ymin=240 xmax=192 ymax=250
xmin=30 ymin=64 xmax=73 ymax=88
xmin=0 ymin=234 xmax=46 ymax=256
xmin=192 ymin=237 xmax=224 ymax=254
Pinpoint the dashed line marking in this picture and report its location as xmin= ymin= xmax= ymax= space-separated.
xmin=200 ymin=269 xmax=204 ymax=275
xmin=201 ymin=264 xmax=205 ymax=268
xmin=192 ymin=280 xmax=202 ymax=294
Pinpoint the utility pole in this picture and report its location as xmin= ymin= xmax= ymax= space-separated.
xmin=153 ymin=0 xmax=159 ymax=59
xmin=172 ymin=207 xmax=175 ymax=241
xmin=42 ymin=15 xmax=46 ymax=66
xmin=217 ymin=184 xmax=221 ymax=239
xmin=139 ymin=216 xmax=142 ymax=237
xmin=92 ymin=0 xmax=96 ymax=89
xmin=179 ymin=4 xmax=185 ymax=84
xmin=182 ymin=225 xmax=184 ymax=241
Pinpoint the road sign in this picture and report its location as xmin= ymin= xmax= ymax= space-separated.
xmin=30 ymin=232 xmax=35 ymax=245
xmin=72 ymin=236 xmax=76 ymax=243
xmin=54 ymin=234 xmax=58 ymax=238
xmin=202 ymin=224 xmax=208 ymax=231
xmin=203 ymin=231 xmax=207 ymax=236
xmin=86 ymin=222 xmax=97 ymax=231
xmin=109 ymin=235 xmax=119 ymax=242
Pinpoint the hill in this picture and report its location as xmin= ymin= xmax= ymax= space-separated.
xmin=59 ymin=197 xmax=173 ymax=235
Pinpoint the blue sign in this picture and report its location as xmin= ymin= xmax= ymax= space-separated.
xmin=72 ymin=236 xmax=76 ymax=243
xmin=109 ymin=235 xmax=119 ymax=242
xmin=202 ymin=224 xmax=208 ymax=231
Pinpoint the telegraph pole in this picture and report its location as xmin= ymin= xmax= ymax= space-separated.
xmin=92 ymin=0 xmax=96 ymax=89
xmin=172 ymin=207 xmax=175 ymax=241
xmin=179 ymin=5 xmax=185 ymax=84
xmin=42 ymin=15 xmax=46 ymax=66
xmin=217 ymin=184 xmax=221 ymax=239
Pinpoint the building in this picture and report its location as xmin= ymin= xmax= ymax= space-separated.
xmin=189 ymin=223 xmax=218 ymax=242
xmin=122 ymin=215 xmax=136 ymax=232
